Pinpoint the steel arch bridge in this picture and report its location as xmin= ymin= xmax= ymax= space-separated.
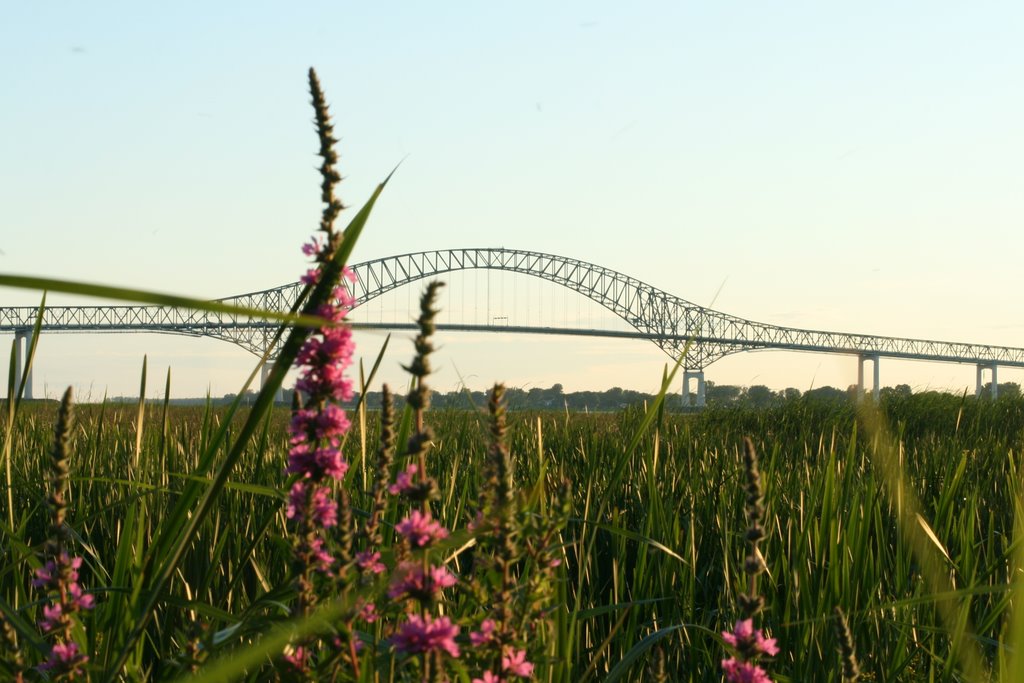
xmin=2 ymin=247 xmax=1022 ymax=401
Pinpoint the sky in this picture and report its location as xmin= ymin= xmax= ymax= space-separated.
xmin=2 ymin=2 xmax=1024 ymax=400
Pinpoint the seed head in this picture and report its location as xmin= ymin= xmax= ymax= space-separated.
xmin=833 ymin=606 xmax=861 ymax=682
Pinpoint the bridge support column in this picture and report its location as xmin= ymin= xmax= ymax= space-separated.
xmin=260 ymin=363 xmax=277 ymax=403
xmin=857 ymin=354 xmax=880 ymax=402
xmin=976 ymin=363 xmax=998 ymax=399
xmin=13 ymin=329 xmax=34 ymax=400
xmin=681 ymin=370 xmax=706 ymax=408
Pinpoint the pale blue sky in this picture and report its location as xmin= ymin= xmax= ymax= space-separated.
xmin=2 ymin=2 xmax=1023 ymax=399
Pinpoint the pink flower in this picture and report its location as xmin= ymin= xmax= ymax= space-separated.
xmin=356 ymin=550 xmax=386 ymax=574
xmin=388 ymin=463 xmax=420 ymax=495
xmin=319 ymin=288 xmax=355 ymax=315
xmin=395 ymin=510 xmax=449 ymax=548
xmin=33 ymin=553 xmax=84 ymax=589
xmin=32 ymin=548 xmax=94 ymax=651
xmin=391 ymin=614 xmax=461 ymax=658
xmin=755 ymin=632 xmax=779 ymax=657
xmin=472 ymin=673 xmax=502 ymax=683
xmin=359 ymin=601 xmax=379 ymax=623
xmin=285 ymin=482 xmax=338 ymax=527
xmin=282 ymin=644 xmax=309 ymax=671
xmin=290 ymin=278 xmax=356 ymax=408
xmin=332 ymin=632 xmax=368 ymax=654
xmin=467 ymin=510 xmax=486 ymax=533
xmin=722 ymin=619 xmax=779 ymax=657
xmin=502 ymin=648 xmax=534 ymax=677
xmin=295 ymin=371 xmax=353 ymax=404
xmin=291 ymin=404 xmax=351 ymax=443
xmin=469 ymin=619 xmax=497 ymax=646
xmin=310 ymin=486 xmax=338 ymax=526
xmin=68 ymin=582 xmax=95 ymax=609
xmin=32 ymin=560 xmax=58 ymax=588
xmin=721 ymin=657 xmax=773 ymax=683
xmin=387 ymin=562 xmax=458 ymax=601
xmin=300 ymin=268 xmax=320 ymax=285
xmin=721 ymin=618 xmax=753 ymax=647
xmin=38 ymin=641 xmax=88 ymax=674
xmin=286 ymin=444 xmax=349 ymax=481
xmin=295 ymin=326 xmax=355 ymax=369
xmin=307 ymin=537 xmax=335 ymax=573
xmin=301 ymin=236 xmax=324 ymax=256
xmin=39 ymin=603 xmax=63 ymax=632
xmin=286 ymin=482 xmax=306 ymax=520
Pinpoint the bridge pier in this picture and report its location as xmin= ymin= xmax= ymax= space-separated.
xmin=11 ymin=329 xmax=35 ymax=400
xmin=976 ymin=362 xmax=999 ymax=399
xmin=260 ymin=363 xmax=280 ymax=403
xmin=681 ymin=370 xmax=706 ymax=408
xmin=260 ymin=363 xmax=272 ymax=392
xmin=857 ymin=353 xmax=880 ymax=402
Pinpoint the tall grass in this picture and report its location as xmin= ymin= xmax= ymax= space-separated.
xmin=3 ymin=392 xmax=1024 ymax=679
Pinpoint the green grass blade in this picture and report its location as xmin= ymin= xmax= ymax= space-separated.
xmin=3 ymin=340 xmax=14 ymax=531
xmin=603 ymin=623 xmax=693 ymax=683
xmin=102 ymin=178 xmax=388 ymax=681
xmin=0 ymin=275 xmax=331 ymax=329
xmin=134 ymin=356 xmax=147 ymax=472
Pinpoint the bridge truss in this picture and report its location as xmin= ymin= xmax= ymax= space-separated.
xmin=2 ymin=248 xmax=1021 ymax=401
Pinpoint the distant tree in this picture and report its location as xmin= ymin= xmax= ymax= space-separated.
xmin=880 ymin=384 xmax=913 ymax=401
xmin=980 ymin=382 xmax=1022 ymax=399
xmin=503 ymin=386 xmax=528 ymax=408
xmin=803 ymin=386 xmax=847 ymax=403
xmin=1001 ymin=382 xmax=1022 ymax=398
xmin=745 ymin=385 xmax=776 ymax=409
xmin=781 ymin=387 xmax=801 ymax=403
xmin=221 ymin=390 xmax=258 ymax=406
xmin=706 ymin=383 xmax=742 ymax=405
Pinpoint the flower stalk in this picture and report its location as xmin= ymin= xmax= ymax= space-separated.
xmin=721 ymin=437 xmax=777 ymax=683
xmin=34 ymin=388 xmax=94 ymax=680
xmin=280 ymin=67 xmax=360 ymax=677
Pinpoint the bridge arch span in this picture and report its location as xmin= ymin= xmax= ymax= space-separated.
xmin=216 ymin=246 xmax=1024 ymax=372
xmin=233 ymin=247 xmax=731 ymax=368
xmin=5 ymin=247 xmax=1024 ymax=395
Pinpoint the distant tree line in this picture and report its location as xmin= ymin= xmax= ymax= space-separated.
xmin=325 ymin=380 xmax=1024 ymax=412
xmin=110 ymin=380 xmax=1023 ymax=410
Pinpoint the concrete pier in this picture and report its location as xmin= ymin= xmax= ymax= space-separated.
xmin=976 ymin=362 xmax=998 ymax=399
xmin=681 ymin=369 xmax=706 ymax=408
xmin=857 ymin=353 xmax=880 ymax=402
xmin=11 ymin=329 xmax=34 ymax=400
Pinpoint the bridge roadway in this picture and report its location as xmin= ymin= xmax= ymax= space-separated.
xmin=1 ymin=247 xmax=1020 ymax=404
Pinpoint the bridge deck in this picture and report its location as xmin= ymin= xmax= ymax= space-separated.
xmin=3 ymin=247 xmax=1022 ymax=369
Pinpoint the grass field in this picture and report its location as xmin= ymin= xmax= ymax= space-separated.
xmin=4 ymin=388 xmax=1024 ymax=681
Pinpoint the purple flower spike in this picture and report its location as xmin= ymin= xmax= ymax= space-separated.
xmin=722 ymin=619 xmax=780 ymax=657
xmin=722 ymin=657 xmax=774 ymax=683
xmin=38 ymin=641 xmax=88 ymax=677
xmin=391 ymin=614 xmax=461 ymax=658
xmin=395 ymin=509 xmax=449 ymax=548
